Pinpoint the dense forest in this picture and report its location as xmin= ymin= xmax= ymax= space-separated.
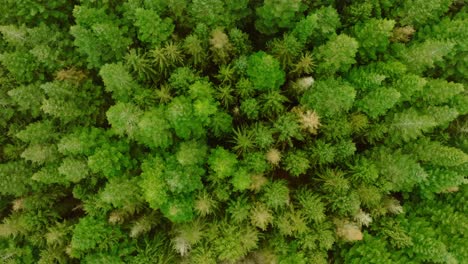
xmin=0 ymin=0 xmax=467 ymax=263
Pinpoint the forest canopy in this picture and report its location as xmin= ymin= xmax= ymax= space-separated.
xmin=0 ymin=0 xmax=467 ymax=263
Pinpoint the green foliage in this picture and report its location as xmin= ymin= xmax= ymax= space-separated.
xmin=100 ymin=63 xmax=140 ymax=102
xmin=139 ymin=155 xmax=168 ymax=210
xmin=0 ymin=162 xmax=32 ymax=196
xmin=106 ymin=102 xmax=143 ymax=138
xmin=255 ymin=0 xmax=306 ymax=35
xmin=133 ymin=8 xmax=174 ymax=47
xmin=208 ymin=147 xmax=238 ymax=179
xmin=0 ymin=2 xmax=466 ymax=263
xmin=70 ymin=6 xmax=131 ymax=68
xmin=396 ymin=39 xmax=454 ymax=74
xmin=70 ymin=216 xmax=125 ymax=257
xmin=188 ymin=0 xmax=250 ymax=29
xmin=87 ymin=140 xmax=133 ymax=178
xmin=410 ymin=139 xmax=468 ymax=167
xmin=274 ymin=112 xmax=304 ymax=146
xmin=370 ymin=147 xmax=428 ymax=192
xmin=314 ymin=34 xmax=359 ymax=76
xmin=417 ymin=79 xmax=464 ymax=105
xmin=283 ymin=150 xmax=310 ymax=177
xmin=134 ymin=107 xmax=173 ymax=149
xmin=387 ymin=108 xmax=439 ymax=143
xmin=301 ymin=78 xmax=356 ymax=118
xmin=246 ymin=51 xmax=285 ymax=91
xmin=261 ymin=180 xmax=290 ymax=210
xmin=356 ymin=87 xmax=401 ymax=118
xmin=393 ymin=0 xmax=454 ymax=27
xmin=351 ymin=18 xmax=395 ymax=60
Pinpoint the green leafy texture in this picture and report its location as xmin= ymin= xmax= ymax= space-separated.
xmin=342 ymin=0 xmax=389 ymax=25
xmin=0 ymin=51 xmax=39 ymax=83
xmin=409 ymin=139 xmax=468 ymax=167
xmin=231 ymin=127 xmax=256 ymax=155
xmin=228 ymin=28 xmax=252 ymax=56
xmin=421 ymin=168 xmax=466 ymax=197
xmin=242 ymin=152 xmax=269 ymax=174
xmin=133 ymin=8 xmax=174 ymax=47
xmin=370 ymin=147 xmax=428 ymax=192
xmin=227 ymin=196 xmax=251 ymax=223
xmin=255 ymin=0 xmax=306 ymax=35
xmin=209 ymin=111 xmax=233 ymax=137
xmin=339 ymin=233 xmax=394 ymax=264
xmin=134 ymin=107 xmax=173 ymax=149
xmin=15 ymin=120 xmax=56 ymax=144
xmin=183 ymin=34 xmax=208 ymax=66
xmin=70 ymin=6 xmax=131 ymax=68
xmin=0 ymin=0 xmax=72 ymax=26
xmin=106 ymin=102 xmax=143 ymax=139
xmin=283 ymin=150 xmax=310 ymax=177
xmin=212 ymin=222 xmax=259 ymax=261
xmin=261 ymin=180 xmax=290 ymax=210
xmin=150 ymin=42 xmax=184 ymax=76
xmin=164 ymin=157 xmax=204 ymax=194
xmin=351 ymin=18 xmax=395 ymax=60
xmin=99 ymin=63 xmax=140 ymax=102
xmin=58 ymin=157 xmax=89 ymax=183
xmin=57 ymin=127 xmax=106 ymax=156
xmin=208 ymin=147 xmax=238 ymax=179
xmin=99 ymin=177 xmax=141 ymax=208
xmin=70 ymin=216 xmax=125 ymax=257
xmin=87 ymin=141 xmax=133 ymax=178
xmin=417 ymin=16 xmax=468 ymax=81
xmin=390 ymin=74 xmax=427 ymax=102
xmin=124 ymin=49 xmax=156 ymax=81
xmin=139 ymin=155 xmax=168 ymax=210
xmin=165 ymin=96 xmax=205 ymax=140
xmin=250 ymin=202 xmax=273 ymax=231
xmin=175 ymin=140 xmax=207 ymax=166
xmin=7 ymin=83 xmax=44 ymax=117
xmin=346 ymin=66 xmax=388 ymax=92
xmin=246 ymin=51 xmax=286 ymax=91
xmin=310 ymin=6 xmax=341 ymax=44
xmin=0 ymin=161 xmax=32 ymax=196
xmin=349 ymin=157 xmax=379 ymax=184
xmin=291 ymin=13 xmax=318 ymax=45
xmin=240 ymin=98 xmax=260 ymax=120
xmin=260 ymin=90 xmax=289 ymax=117
xmin=300 ymin=78 xmax=356 ymax=118
xmin=231 ymin=167 xmax=252 ymax=191
xmin=309 ymin=139 xmax=336 ymax=165
xmin=21 ymin=143 xmax=59 ymax=165
xmin=40 ymin=80 xmax=103 ymax=123
xmin=188 ymin=0 xmax=250 ymax=28
xmin=387 ymin=108 xmax=439 ymax=143
xmin=396 ymin=39 xmax=454 ymax=74
xmin=31 ymin=164 xmax=67 ymax=185
xmin=0 ymin=24 xmax=69 ymax=82
xmin=254 ymin=123 xmax=275 ymax=149
xmin=295 ymin=189 xmax=326 ymax=223
xmin=160 ymin=193 xmax=195 ymax=223
xmin=273 ymin=112 xmax=304 ymax=146
xmin=417 ymin=79 xmax=464 ymax=106
xmin=356 ymin=87 xmax=401 ymax=118
xmin=393 ymin=0 xmax=454 ymax=27
xmin=1 ymin=2 xmax=467 ymax=263
xmin=313 ymin=34 xmax=359 ymax=76
xmin=268 ymin=33 xmax=303 ymax=68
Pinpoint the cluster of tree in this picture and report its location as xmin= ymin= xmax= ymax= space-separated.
xmin=0 ymin=0 xmax=466 ymax=263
